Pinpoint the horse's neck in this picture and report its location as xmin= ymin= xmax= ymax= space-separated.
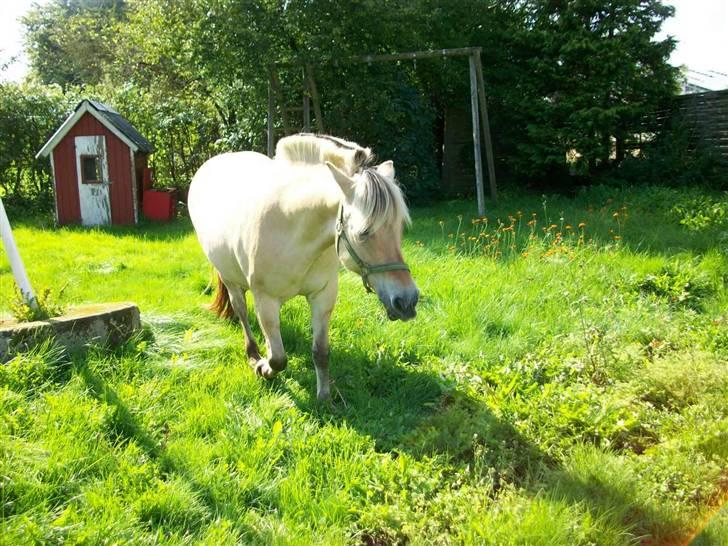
xmin=277 ymin=167 xmax=341 ymax=253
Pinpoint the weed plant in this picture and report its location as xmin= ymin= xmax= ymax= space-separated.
xmin=8 ymin=285 xmax=66 ymax=322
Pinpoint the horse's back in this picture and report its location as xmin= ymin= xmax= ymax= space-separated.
xmin=190 ymin=150 xmax=273 ymax=208
xmin=189 ymin=151 xmax=278 ymax=284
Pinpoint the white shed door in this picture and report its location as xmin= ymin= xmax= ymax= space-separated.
xmin=74 ymin=135 xmax=111 ymax=226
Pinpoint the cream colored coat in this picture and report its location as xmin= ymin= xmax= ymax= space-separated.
xmin=188 ymin=136 xmax=418 ymax=400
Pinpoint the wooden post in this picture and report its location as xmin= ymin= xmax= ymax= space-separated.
xmin=267 ymin=74 xmax=274 ymax=157
xmin=469 ymin=54 xmax=486 ymax=217
xmin=303 ymin=68 xmax=311 ymax=133
xmin=269 ymin=69 xmax=292 ymax=135
xmin=0 ymin=197 xmax=37 ymax=309
xmin=305 ymin=64 xmax=325 ymax=133
xmin=474 ymin=50 xmax=498 ymax=203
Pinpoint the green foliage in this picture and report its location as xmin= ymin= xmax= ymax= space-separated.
xmin=635 ymin=263 xmax=714 ymax=310
xmin=0 ymin=341 xmax=65 ymax=396
xmin=502 ymin=0 xmax=678 ymax=183
xmin=22 ymin=0 xmax=127 ymax=89
xmin=672 ymin=194 xmax=728 ymax=231
xmin=9 ymin=285 xmax=67 ymax=322
xmin=0 ymin=81 xmax=78 ymax=208
xmin=319 ymin=66 xmax=440 ymax=199
xmin=609 ymin=119 xmax=728 ymax=191
xmin=636 ymin=353 xmax=728 ymax=412
xmin=15 ymin=0 xmax=682 ymax=202
xmin=97 ymin=83 xmax=221 ymax=189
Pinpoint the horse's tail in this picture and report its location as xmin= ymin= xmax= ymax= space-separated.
xmin=210 ymin=272 xmax=235 ymax=320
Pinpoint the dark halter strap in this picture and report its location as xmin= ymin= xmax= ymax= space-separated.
xmin=334 ymin=204 xmax=410 ymax=293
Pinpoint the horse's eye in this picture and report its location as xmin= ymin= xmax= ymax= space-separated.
xmin=357 ymin=229 xmax=371 ymax=241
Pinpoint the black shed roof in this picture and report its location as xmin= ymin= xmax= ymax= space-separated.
xmin=36 ymin=99 xmax=154 ymax=158
xmin=86 ymin=100 xmax=154 ymax=154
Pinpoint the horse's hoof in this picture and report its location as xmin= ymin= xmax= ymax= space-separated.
xmin=255 ymin=359 xmax=277 ymax=379
xmin=317 ymin=389 xmax=331 ymax=402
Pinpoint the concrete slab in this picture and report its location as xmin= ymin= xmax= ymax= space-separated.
xmin=0 ymin=302 xmax=140 ymax=361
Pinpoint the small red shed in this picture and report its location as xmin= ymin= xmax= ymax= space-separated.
xmin=36 ymin=100 xmax=154 ymax=226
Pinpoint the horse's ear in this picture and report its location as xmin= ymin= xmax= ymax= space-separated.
xmin=353 ymin=147 xmax=372 ymax=171
xmin=376 ymin=160 xmax=395 ymax=179
xmin=326 ymin=161 xmax=355 ymax=199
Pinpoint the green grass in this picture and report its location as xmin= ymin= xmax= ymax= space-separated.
xmin=1 ymin=184 xmax=727 ymax=545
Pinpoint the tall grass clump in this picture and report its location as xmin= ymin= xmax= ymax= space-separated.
xmin=438 ymin=197 xmax=628 ymax=261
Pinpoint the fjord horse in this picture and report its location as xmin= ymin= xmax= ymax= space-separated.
xmin=188 ymin=134 xmax=418 ymax=400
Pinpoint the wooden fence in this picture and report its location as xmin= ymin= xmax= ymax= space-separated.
xmin=648 ymin=89 xmax=728 ymax=164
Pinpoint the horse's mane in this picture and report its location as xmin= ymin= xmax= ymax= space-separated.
xmin=351 ymin=166 xmax=411 ymax=236
xmin=275 ymin=133 xmax=372 ymax=176
xmin=275 ymin=133 xmax=409 ymax=233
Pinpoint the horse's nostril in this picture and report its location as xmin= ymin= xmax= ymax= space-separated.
xmin=393 ymin=296 xmax=405 ymax=312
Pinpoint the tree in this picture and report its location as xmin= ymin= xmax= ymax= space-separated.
xmin=106 ymin=0 xmax=442 ymax=195
xmin=18 ymin=0 xmax=680 ymax=200
xmin=510 ymin=0 xmax=678 ymax=181
xmin=23 ymin=0 xmax=127 ymax=88
xmin=0 ymin=81 xmax=77 ymax=206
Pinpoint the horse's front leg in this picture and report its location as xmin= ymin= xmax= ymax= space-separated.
xmin=307 ymin=280 xmax=338 ymax=401
xmin=251 ymin=292 xmax=287 ymax=379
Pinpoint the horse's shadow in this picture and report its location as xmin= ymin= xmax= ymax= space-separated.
xmin=266 ymin=314 xmax=685 ymax=542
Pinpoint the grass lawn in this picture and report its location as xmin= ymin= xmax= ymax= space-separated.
xmin=1 ymin=184 xmax=727 ymax=545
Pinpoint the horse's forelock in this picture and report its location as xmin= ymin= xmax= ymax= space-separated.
xmin=351 ymin=168 xmax=410 ymax=235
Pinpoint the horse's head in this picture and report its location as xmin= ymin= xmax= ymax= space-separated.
xmin=326 ymin=160 xmax=419 ymax=321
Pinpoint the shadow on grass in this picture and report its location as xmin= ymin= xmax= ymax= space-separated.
xmin=266 ymin=316 xmax=687 ymax=542
xmin=63 ymin=312 xmax=688 ymax=544
xmin=74 ymin=356 xmax=245 ymax=536
xmin=73 ymin=300 xmax=689 ymax=543
xmin=77 ymin=362 xmax=162 ymax=458
xmin=58 ymin=217 xmax=195 ymax=242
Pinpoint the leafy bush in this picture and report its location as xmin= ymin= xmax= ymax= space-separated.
xmin=671 ymin=195 xmax=728 ymax=231
xmin=9 ymin=285 xmax=67 ymax=322
xmin=635 ymin=265 xmax=713 ymax=310
xmin=636 ymin=353 xmax=727 ymax=412
xmin=0 ymin=81 xmax=78 ymax=209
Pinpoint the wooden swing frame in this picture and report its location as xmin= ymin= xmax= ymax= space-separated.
xmin=267 ymin=47 xmax=498 ymax=213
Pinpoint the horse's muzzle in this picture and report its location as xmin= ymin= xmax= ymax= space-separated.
xmin=384 ymin=288 xmax=419 ymax=321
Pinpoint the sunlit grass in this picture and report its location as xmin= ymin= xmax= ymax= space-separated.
xmin=0 ymin=185 xmax=726 ymax=544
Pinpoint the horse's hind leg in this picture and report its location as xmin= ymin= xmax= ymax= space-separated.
xmin=251 ymin=291 xmax=287 ymax=379
xmin=225 ymin=284 xmax=262 ymax=363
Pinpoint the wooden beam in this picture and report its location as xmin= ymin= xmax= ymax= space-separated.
xmin=469 ymin=54 xmax=485 ymax=217
xmin=277 ymin=47 xmax=483 ymax=69
xmin=267 ymin=75 xmax=274 ymax=157
xmin=342 ymin=47 xmax=482 ymax=65
xmin=269 ymin=69 xmax=293 ymax=135
xmin=273 ymin=47 xmax=498 ymax=216
xmin=474 ymin=50 xmax=498 ymax=203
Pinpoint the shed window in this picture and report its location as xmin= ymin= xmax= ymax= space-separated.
xmin=80 ymin=155 xmax=102 ymax=184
